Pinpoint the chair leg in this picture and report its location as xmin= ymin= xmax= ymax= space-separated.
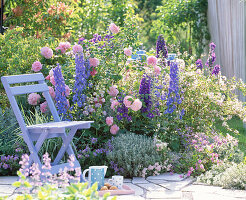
xmin=53 ymin=127 xmax=78 ymax=165
xmin=27 ymin=129 xmax=49 ymax=168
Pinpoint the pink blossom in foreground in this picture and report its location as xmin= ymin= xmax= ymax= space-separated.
xmin=106 ymin=117 xmax=114 ymax=126
xmin=65 ymin=85 xmax=70 ymax=96
xmin=89 ymin=58 xmax=100 ymax=67
xmin=72 ymin=44 xmax=83 ymax=54
xmin=123 ymin=96 xmax=133 ymax=108
xmin=109 ymin=23 xmax=120 ymax=34
xmin=108 ymin=85 xmax=119 ymax=97
xmin=48 ymin=86 xmax=55 ymax=98
xmin=28 ymin=93 xmax=41 ymax=105
xmin=32 ymin=61 xmax=42 ymax=72
xmin=130 ymin=99 xmax=142 ymax=111
xmin=154 ymin=66 xmax=161 ymax=75
xmin=45 ymin=75 xmax=50 ymax=80
xmin=110 ymin=124 xmax=119 ymax=135
xmin=111 ymin=100 xmax=119 ymax=111
xmin=147 ymin=56 xmax=157 ymax=66
xmin=124 ymin=47 xmax=132 ymax=57
xmin=41 ymin=47 xmax=53 ymax=59
xmin=50 ymin=76 xmax=56 ymax=86
xmin=90 ymin=67 xmax=97 ymax=76
xmin=49 ymin=69 xmax=54 ymax=77
xmin=40 ymin=101 xmax=48 ymax=113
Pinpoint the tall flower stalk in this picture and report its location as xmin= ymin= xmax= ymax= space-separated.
xmin=72 ymin=53 xmax=90 ymax=108
xmin=53 ymin=64 xmax=69 ymax=120
xmin=205 ymin=42 xmax=216 ymax=71
xmin=165 ymin=62 xmax=184 ymax=119
xmin=156 ymin=34 xmax=168 ymax=59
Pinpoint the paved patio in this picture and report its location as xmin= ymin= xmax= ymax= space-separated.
xmin=0 ymin=173 xmax=246 ymax=200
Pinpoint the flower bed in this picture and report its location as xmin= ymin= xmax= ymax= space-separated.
xmin=0 ymin=22 xmax=246 ymax=190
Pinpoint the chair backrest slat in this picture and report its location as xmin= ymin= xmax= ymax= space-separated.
xmin=10 ymin=83 xmax=48 ymax=96
xmin=4 ymin=73 xmax=45 ymax=84
xmin=1 ymin=73 xmax=61 ymax=133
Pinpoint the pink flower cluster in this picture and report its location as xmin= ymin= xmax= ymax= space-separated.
xmin=105 ymin=116 xmax=119 ymax=135
xmin=40 ymin=101 xmax=48 ymax=113
xmin=72 ymin=44 xmax=83 ymax=54
xmin=109 ymin=23 xmax=120 ymax=34
xmin=124 ymin=47 xmax=132 ymax=57
xmin=123 ymin=96 xmax=142 ymax=111
xmin=56 ymin=42 xmax=71 ymax=54
xmin=89 ymin=57 xmax=100 ymax=67
xmin=32 ymin=61 xmax=42 ymax=72
xmin=108 ymin=85 xmax=119 ymax=97
xmin=141 ymin=162 xmax=171 ymax=178
xmin=147 ymin=56 xmax=161 ymax=75
xmin=41 ymin=47 xmax=53 ymax=59
xmin=28 ymin=93 xmax=41 ymax=105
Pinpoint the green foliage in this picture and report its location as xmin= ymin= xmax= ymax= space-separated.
xmin=107 ymin=132 xmax=162 ymax=177
xmin=151 ymin=0 xmax=209 ymax=55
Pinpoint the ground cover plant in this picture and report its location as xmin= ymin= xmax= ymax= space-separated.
xmin=0 ymin=10 xmax=246 ymax=193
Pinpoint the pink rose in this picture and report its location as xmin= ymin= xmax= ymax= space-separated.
xmin=32 ymin=61 xmax=42 ymax=72
xmin=41 ymin=47 xmax=53 ymax=59
xmin=48 ymin=86 xmax=55 ymax=99
xmin=45 ymin=75 xmax=50 ymax=80
xmin=124 ymin=47 xmax=132 ymax=57
xmin=110 ymin=124 xmax=119 ymax=135
xmin=40 ymin=101 xmax=48 ymax=113
xmin=111 ymin=100 xmax=119 ymax=111
xmin=90 ymin=67 xmax=97 ymax=76
xmin=123 ymin=96 xmax=133 ymax=108
xmin=28 ymin=93 xmax=41 ymax=105
xmin=130 ymin=99 xmax=142 ymax=111
xmin=108 ymin=85 xmax=119 ymax=97
xmin=72 ymin=44 xmax=83 ymax=54
xmin=65 ymin=85 xmax=70 ymax=96
xmin=154 ymin=66 xmax=161 ymax=75
xmin=50 ymin=76 xmax=56 ymax=86
xmin=147 ymin=56 xmax=157 ymax=66
xmin=56 ymin=42 xmax=71 ymax=54
xmin=109 ymin=23 xmax=120 ymax=34
xmin=106 ymin=117 xmax=114 ymax=126
xmin=89 ymin=58 xmax=99 ymax=67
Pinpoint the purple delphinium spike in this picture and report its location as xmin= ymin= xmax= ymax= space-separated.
xmin=165 ymin=62 xmax=183 ymax=118
xmin=205 ymin=42 xmax=216 ymax=71
xmin=212 ymin=64 xmax=221 ymax=76
xmin=72 ymin=53 xmax=90 ymax=108
xmin=196 ymin=59 xmax=203 ymax=70
xmin=156 ymin=35 xmax=168 ymax=59
xmin=53 ymin=64 xmax=69 ymax=120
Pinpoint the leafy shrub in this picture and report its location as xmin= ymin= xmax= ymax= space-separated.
xmin=198 ymin=161 xmax=246 ymax=190
xmin=107 ymin=132 xmax=162 ymax=177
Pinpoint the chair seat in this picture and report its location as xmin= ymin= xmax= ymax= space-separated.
xmin=27 ymin=121 xmax=94 ymax=133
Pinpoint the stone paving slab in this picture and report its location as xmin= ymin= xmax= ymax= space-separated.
xmin=145 ymin=190 xmax=182 ymax=199
xmin=137 ymin=183 xmax=167 ymax=191
xmin=147 ymin=173 xmax=185 ymax=182
xmin=132 ymin=177 xmax=150 ymax=184
xmin=159 ymin=178 xmax=195 ymax=191
xmin=124 ymin=183 xmax=145 ymax=196
xmin=0 ymin=177 xmax=18 ymax=185
xmin=0 ymin=185 xmax=15 ymax=195
xmin=111 ymin=195 xmax=145 ymax=200
xmin=192 ymin=192 xmax=239 ymax=200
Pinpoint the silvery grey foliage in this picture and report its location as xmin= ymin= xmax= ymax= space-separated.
xmin=107 ymin=132 xmax=162 ymax=177
xmin=198 ymin=162 xmax=246 ymax=190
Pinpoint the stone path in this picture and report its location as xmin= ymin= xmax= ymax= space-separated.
xmin=0 ymin=173 xmax=246 ymax=200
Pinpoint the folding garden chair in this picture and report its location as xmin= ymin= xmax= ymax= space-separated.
xmin=1 ymin=73 xmax=93 ymax=174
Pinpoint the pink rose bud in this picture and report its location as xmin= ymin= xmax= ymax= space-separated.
xmin=106 ymin=117 xmax=114 ymax=126
xmin=32 ymin=61 xmax=42 ymax=72
xmin=147 ymin=56 xmax=157 ymax=66
xmin=40 ymin=101 xmax=48 ymax=113
xmin=89 ymin=57 xmax=100 ymax=67
xmin=130 ymin=99 xmax=142 ymax=111
xmin=28 ymin=93 xmax=41 ymax=105
xmin=110 ymin=124 xmax=119 ymax=135
xmin=41 ymin=47 xmax=53 ymax=59
xmin=124 ymin=47 xmax=132 ymax=57
xmin=123 ymin=96 xmax=133 ymax=108
xmin=109 ymin=23 xmax=120 ymax=34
